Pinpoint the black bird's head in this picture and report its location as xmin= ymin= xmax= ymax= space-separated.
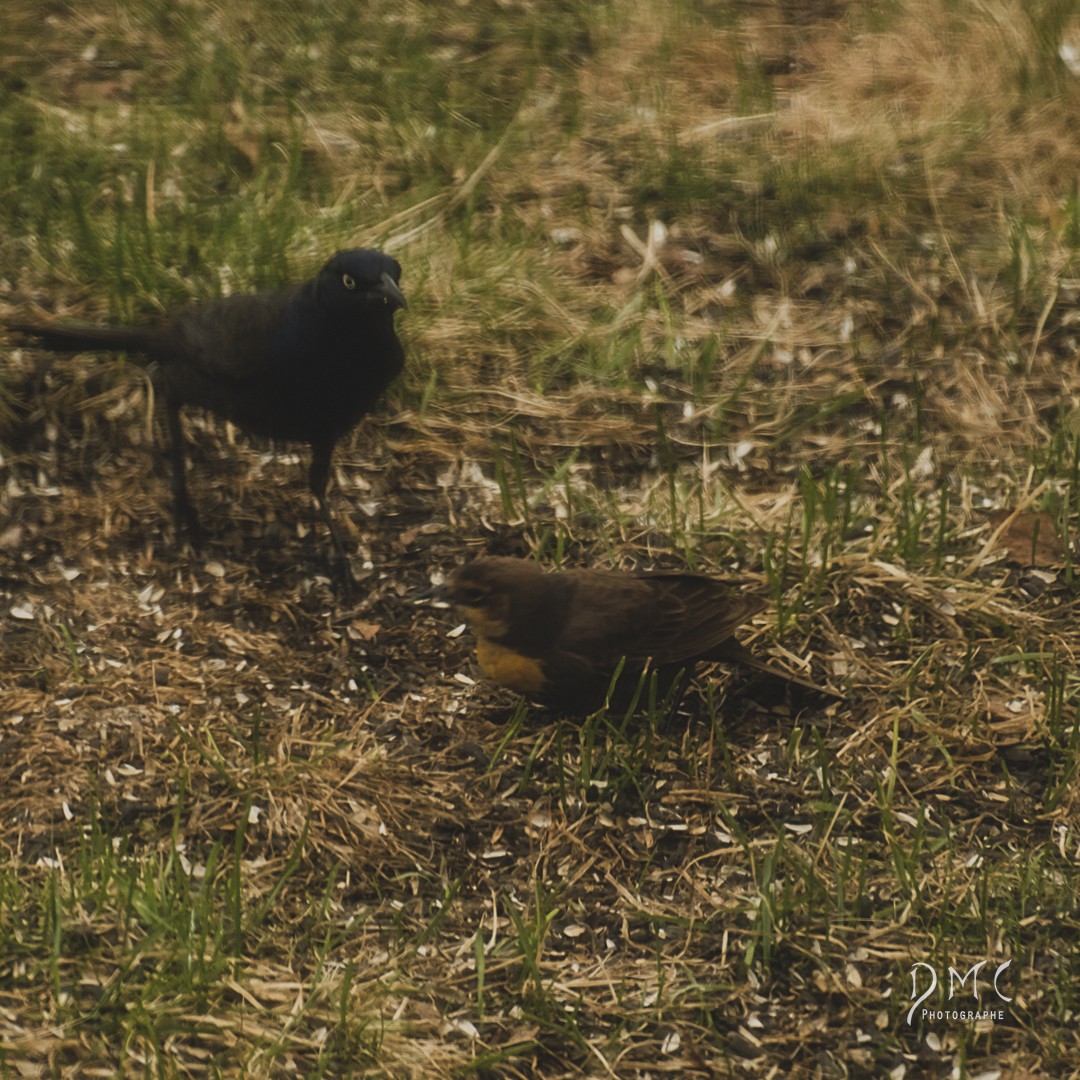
xmin=318 ymin=249 xmax=406 ymax=313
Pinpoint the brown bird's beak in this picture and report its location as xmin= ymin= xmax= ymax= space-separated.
xmin=377 ymin=272 xmax=407 ymax=310
xmin=415 ymin=581 xmax=448 ymax=604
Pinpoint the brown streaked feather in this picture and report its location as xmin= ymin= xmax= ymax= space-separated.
xmin=556 ymin=568 xmax=766 ymax=668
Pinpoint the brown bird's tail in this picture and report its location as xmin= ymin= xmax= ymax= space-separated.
xmin=4 ymin=320 xmax=153 ymax=357
xmin=714 ymin=640 xmax=843 ymax=701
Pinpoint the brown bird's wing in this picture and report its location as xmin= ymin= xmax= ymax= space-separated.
xmin=551 ymin=569 xmax=841 ymax=702
xmin=626 ymin=572 xmax=768 ymax=664
xmin=555 ymin=570 xmax=765 ymax=668
xmin=520 ymin=570 xmax=761 ymax=713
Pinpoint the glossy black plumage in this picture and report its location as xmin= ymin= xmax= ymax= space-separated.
xmin=5 ymin=249 xmax=406 ymax=575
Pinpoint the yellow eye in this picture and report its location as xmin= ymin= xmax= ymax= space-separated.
xmin=342 ymin=273 xmax=356 ymax=289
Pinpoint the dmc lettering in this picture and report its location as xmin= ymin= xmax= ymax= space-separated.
xmin=906 ymin=960 xmax=1013 ymax=1025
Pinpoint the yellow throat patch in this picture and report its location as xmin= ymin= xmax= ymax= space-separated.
xmin=474 ymin=636 xmax=547 ymax=695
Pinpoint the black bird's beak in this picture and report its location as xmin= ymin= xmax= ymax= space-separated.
xmin=377 ymin=272 xmax=407 ymax=310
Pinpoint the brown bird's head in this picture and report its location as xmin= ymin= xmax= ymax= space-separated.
xmin=446 ymin=557 xmax=572 ymax=700
xmin=445 ymin=557 xmax=550 ymax=643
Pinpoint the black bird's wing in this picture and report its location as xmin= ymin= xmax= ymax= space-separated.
xmin=6 ymin=296 xmax=301 ymax=439
xmin=164 ymin=289 xmax=301 ymax=384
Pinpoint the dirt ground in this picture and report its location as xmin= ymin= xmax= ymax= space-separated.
xmin=1 ymin=345 xmax=1072 ymax=1075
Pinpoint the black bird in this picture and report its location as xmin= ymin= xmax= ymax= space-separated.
xmin=4 ymin=249 xmax=406 ymax=576
xmin=447 ymin=556 xmax=842 ymax=715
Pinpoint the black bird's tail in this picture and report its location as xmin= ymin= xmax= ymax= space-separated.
xmin=4 ymin=320 xmax=153 ymax=357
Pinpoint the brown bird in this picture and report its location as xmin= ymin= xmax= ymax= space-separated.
xmin=446 ymin=556 xmax=840 ymax=715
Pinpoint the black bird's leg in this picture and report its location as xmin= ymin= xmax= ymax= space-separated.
xmin=309 ymin=440 xmax=353 ymax=586
xmin=165 ymin=400 xmax=202 ymax=547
